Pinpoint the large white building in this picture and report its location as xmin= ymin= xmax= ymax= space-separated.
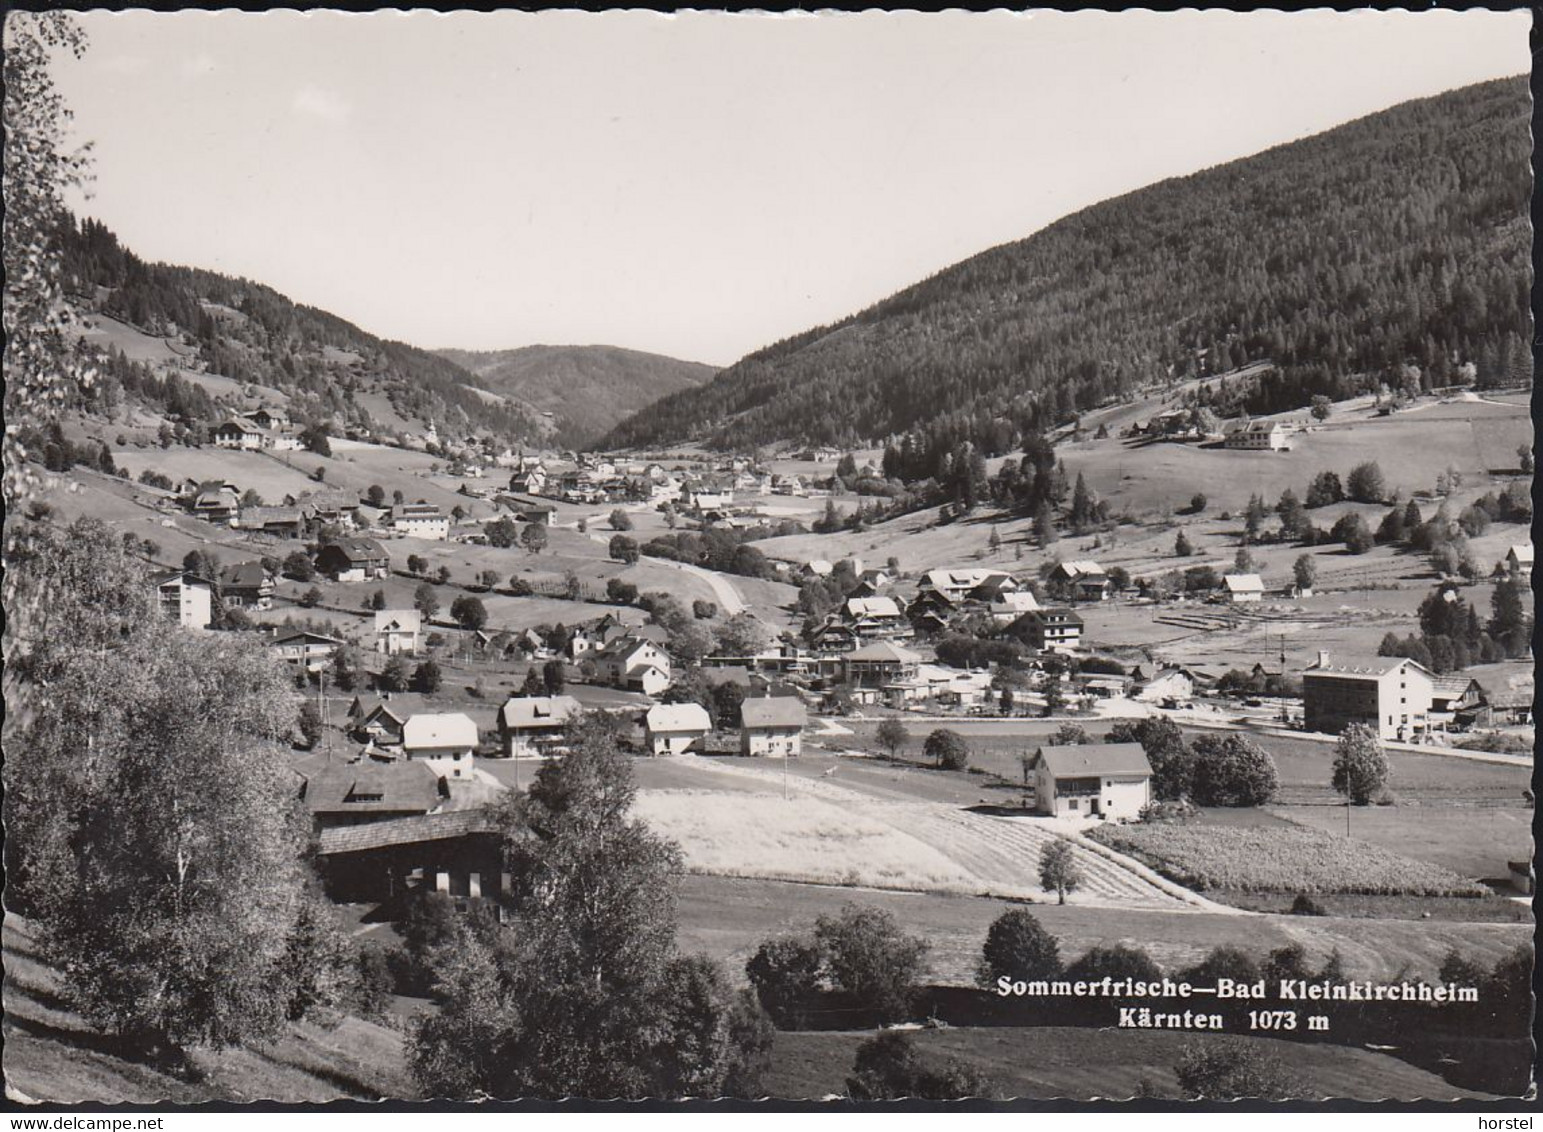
xmin=402 ymin=712 xmax=479 ymax=763
xmin=153 ymin=569 xmax=213 ymax=629
xmin=390 ymin=503 xmax=451 ymax=540
xmin=1301 ymin=652 xmax=1436 ymax=741
xmin=375 ymin=609 xmax=422 ymax=655
xmin=1223 ymin=420 xmax=1289 ymax=451
xmin=1026 ymin=742 xmax=1152 ymax=820
xmin=739 ymin=696 xmax=807 ymax=757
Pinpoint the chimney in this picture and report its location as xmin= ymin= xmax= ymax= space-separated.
xmin=1315 ymin=649 xmax=1329 ymax=668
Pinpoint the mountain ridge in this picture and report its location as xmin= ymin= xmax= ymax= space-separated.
xmin=435 ymin=344 xmax=717 ymax=449
xmin=601 ymin=77 xmax=1531 ymax=457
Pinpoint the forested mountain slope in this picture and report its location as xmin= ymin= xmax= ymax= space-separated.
xmin=56 ymin=218 xmax=544 ymax=444
xmin=436 ymin=344 xmax=716 ymax=448
xmin=603 ymin=78 xmax=1531 ymax=455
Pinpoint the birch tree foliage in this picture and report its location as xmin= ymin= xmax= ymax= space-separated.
xmin=3 ymin=11 xmax=95 ymax=715
xmin=8 ymin=520 xmax=334 ymax=1052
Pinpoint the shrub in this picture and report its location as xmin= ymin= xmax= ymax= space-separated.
xmin=1178 ymin=945 xmax=1261 ymax=987
xmin=923 ymin=728 xmax=970 ymax=770
xmin=1175 ymin=1039 xmax=1302 ymax=1100
xmin=745 ymin=936 xmax=824 ymax=1029
xmin=813 ymin=904 xmax=928 ymax=1025
xmin=1064 ymin=944 xmax=1163 ymax=983
xmin=1346 ymin=461 xmax=1386 ymax=503
xmin=1189 ymin=734 xmax=1278 ymax=806
xmin=977 ymin=910 xmax=1061 ymax=988
xmin=606 ymin=578 xmax=639 ymax=605
xmin=846 ymin=1032 xmax=993 ymax=1101
xmin=693 ymin=599 xmax=718 ymax=619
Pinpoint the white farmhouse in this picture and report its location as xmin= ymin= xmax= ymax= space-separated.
xmin=643 ymin=702 xmax=712 ymax=755
xmin=1026 ymin=742 xmax=1152 ymax=821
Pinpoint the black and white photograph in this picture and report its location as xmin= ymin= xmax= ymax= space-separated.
xmin=2 ymin=7 xmax=1535 ymax=1110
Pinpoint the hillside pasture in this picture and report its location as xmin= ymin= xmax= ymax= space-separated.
xmin=766 ymin=1026 xmax=1488 ymax=1101
xmin=674 ymin=874 xmax=1531 ymax=989
xmin=3 ymin=915 xmax=414 ymax=1104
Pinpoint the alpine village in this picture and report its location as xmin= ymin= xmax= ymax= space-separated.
xmin=3 ymin=14 xmax=1534 ymax=1106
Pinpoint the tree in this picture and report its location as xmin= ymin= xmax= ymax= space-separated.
xmin=9 ymin=522 xmax=327 ymax=1052
xmin=1105 ymin=716 xmax=1193 ymax=801
xmin=408 ymin=727 xmax=762 ymax=1099
xmin=1033 ymin=500 xmax=1057 ymax=548
xmin=1233 ymin=546 xmax=1256 ymax=575
xmin=297 ymin=700 xmax=324 ymax=750
xmin=1051 ymin=722 xmax=1090 ymax=746
xmin=542 ymin=658 xmax=566 ymax=695
xmin=300 ymin=424 xmax=331 ymax=456
xmin=745 ymin=936 xmax=824 ymax=1029
xmin=282 ymin=550 xmax=315 ymax=582
xmin=977 ymin=909 xmax=1061 ymax=987
xmin=299 ymin=586 xmax=323 ymax=608
xmin=1189 ymin=492 xmax=1207 ymax=514
xmin=1064 ymin=944 xmax=1163 ymax=983
xmin=1309 ymin=395 xmax=1332 ymax=421
xmin=813 ymin=904 xmax=928 ymax=1025
xmin=875 ymin=719 xmax=910 ymax=760
xmin=609 ymin=508 xmax=633 ymax=531
xmin=1175 ymin=1040 xmax=1301 ymax=1100
xmin=1305 ymin=471 xmax=1343 ymax=508
xmin=366 ymin=484 xmax=386 ymax=507
xmin=606 ymin=578 xmax=638 ymax=605
xmin=923 ymin=728 xmax=970 ymax=770
xmin=1038 ymin=840 xmax=1082 ymax=905
xmin=1174 ymin=530 xmax=1194 ymax=557
xmin=412 ymin=659 xmax=443 ymax=694
xmin=609 ymin=534 xmax=639 ymax=565
xmin=1292 ymin=554 xmax=1317 ymax=592
xmin=521 ymin=666 xmax=545 ymax=696
xmin=406 ymin=553 xmax=427 ymax=576
xmin=1243 ymin=493 xmax=1269 ymax=538
xmin=450 ymin=595 xmax=488 ymax=631
xmin=368 ymin=588 xmax=387 ymax=612
xmin=3 ymin=11 xmax=93 ymax=539
xmin=1189 ymin=734 xmax=1278 ymax=806
xmin=414 ymin=582 xmax=440 ymax=621
xmin=521 ymin=523 xmax=548 ymax=555
xmin=379 ymin=655 xmax=409 ymax=693
xmin=693 ymin=599 xmax=717 ymax=620
xmin=1275 ymin=488 xmax=1307 ymax=540
xmin=713 ymin=613 xmax=770 ymax=658
xmin=1346 ymin=461 xmax=1386 ymax=503
xmin=1178 ymin=946 xmax=1262 ymax=987
xmin=1518 ymin=444 xmax=1533 ymax=475
xmin=1331 ymin=722 xmax=1389 ymax=805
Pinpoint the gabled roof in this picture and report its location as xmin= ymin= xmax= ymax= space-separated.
xmin=1223 ymin=573 xmax=1264 ymax=593
xmin=238 ymin=505 xmax=307 ymax=526
xmin=1055 ymin=560 xmax=1107 ymax=578
xmin=1304 ymin=655 xmax=1432 ymax=679
xmin=320 ymin=537 xmax=389 ymax=562
xmin=645 ymin=703 xmax=712 ymax=734
xmin=844 ymin=596 xmax=903 ymax=619
xmin=741 ymin=697 xmax=808 ymax=729
xmin=152 ymin=569 xmax=212 ymax=589
xmin=1035 ymin=742 xmax=1152 ymax=779
xmin=302 ymin=758 xmax=442 ymax=815
xmin=922 ymin=568 xmax=1010 ymax=591
xmin=845 ymin=640 xmax=922 ymax=664
xmin=1509 ymin=543 xmax=1534 ymax=565
xmin=375 ymin=609 xmax=423 ymax=634
xmin=1430 ymin=675 xmax=1484 ymax=699
xmin=221 ymin=561 xmax=272 ymax=589
xmin=401 ymin=712 xmax=479 ymax=750
xmin=500 ymin=694 xmax=584 ymax=730
xmin=316 ymin=808 xmax=498 ymax=856
xmin=271 ymin=631 xmax=344 ymax=648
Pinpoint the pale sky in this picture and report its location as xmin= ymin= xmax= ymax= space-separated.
xmin=54 ymin=9 xmax=1530 ymax=368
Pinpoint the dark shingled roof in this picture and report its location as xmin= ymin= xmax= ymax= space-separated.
xmin=316 ymin=808 xmax=498 ymax=855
